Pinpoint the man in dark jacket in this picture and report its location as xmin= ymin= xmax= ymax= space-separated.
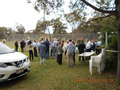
xmin=20 ymin=39 xmax=25 ymax=52
xmin=15 ymin=40 xmax=18 ymax=51
xmin=33 ymin=40 xmax=38 ymax=57
xmin=78 ymin=41 xmax=85 ymax=62
xmin=44 ymin=38 xmax=50 ymax=59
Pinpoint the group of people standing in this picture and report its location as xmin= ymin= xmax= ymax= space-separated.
xmin=15 ymin=39 xmax=29 ymax=52
xmin=78 ymin=39 xmax=101 ymax=62
xmin=14 ymin=38 xmax=101 ymax=67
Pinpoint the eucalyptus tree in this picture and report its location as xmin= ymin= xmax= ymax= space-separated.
xmin=0 ymin=27 xmax=14 ymax=39
xmin=51 ymin=17 xmax=67 ymax=34
xmin=35 ymin=20 xmax=46 ymax=34
xmin=35 ymin=20 xmax=51 ymax=34
xmin=0 ymin=27 xmax=9 ymax=39
xmin=28 ymin=0 xmax=63 ymax=38
xmin=16 ymin=24 xmax=25 ymax=34
xmin=65 ymin=9 xmax=87 ymax=33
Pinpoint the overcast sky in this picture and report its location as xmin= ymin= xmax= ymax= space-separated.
xmin=0 ymin=0 xmax=73 ymax=33
xmin=0 ymin=0 xmax=41 ymax=31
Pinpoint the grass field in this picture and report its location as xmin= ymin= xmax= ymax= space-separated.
xmin=0 ymin=42 xmax=120 ymax=90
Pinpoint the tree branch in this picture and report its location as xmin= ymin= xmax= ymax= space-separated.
xmin=80 ymin=0 xmax=116 ymax=15
xmin=86 ymin=14 xmax=113 ymax=23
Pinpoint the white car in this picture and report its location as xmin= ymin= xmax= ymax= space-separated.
xmin=0 ymin=42 xmax=31 ymax=82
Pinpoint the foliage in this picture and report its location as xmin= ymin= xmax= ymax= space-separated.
xmin=100 ymin=16 xmax=117 ymax=44
xmin=33 ymin=20 xmax=51 ymax=34
xmin=100 ymin=17 xmax=117 ymax=70
xmin=77 ymin=14 xmax=116 ymax=33
xmin=69 ymin=0 xmax=115 ymax=12
xmin=65 ymin=10 xmax=88 ymax=33
xmin=16 ymin=24 xmax=25 ymax=34
xmin=0 ymin=27 xmax=13 ymax=39
xmin=29 ymin=0 xmax=63 ymax=14
xmin=76 ymin=38 xmax=85 ymax=47
xmin=106 ymin=33 xmax=117 ymax=70
xmin=63 ymin=0 xmax=115 ymax=33
xmin=51 ymin=17 xmax=67 ymax=34
xmin=33 ymin=18 xmax=67 ymax=34
xmin=65 ymin=9 xmax=86 ymax=26
xmin=77 ymin=39 xmax=81 ymax=44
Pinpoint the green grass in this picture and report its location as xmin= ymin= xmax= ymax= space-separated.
xmin=0 ymin=42 xmax=120 ymax=90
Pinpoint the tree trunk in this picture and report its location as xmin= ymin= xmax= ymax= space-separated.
xmin=44 ymin=5 xmax=46 ymax=40
xmin=117 ymin=25 xmax=120 ymax=82
xmin=116 ymin=0 xmax=120 ymax=82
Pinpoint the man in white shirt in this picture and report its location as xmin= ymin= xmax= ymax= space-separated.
xmin=85 ymin=40 xmax=91 ymax=60
xmin=86 ymin=40 xmax=91 ymax=52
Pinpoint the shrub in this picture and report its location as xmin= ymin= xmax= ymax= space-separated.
xmin=76 ymin=38 xmax=85 ymax=47
xmin=100 ymin=26 xmax=117 ymax=71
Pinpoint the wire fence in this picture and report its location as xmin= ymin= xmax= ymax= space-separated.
xmin=5 ymin=33 xmax=100 ymax=42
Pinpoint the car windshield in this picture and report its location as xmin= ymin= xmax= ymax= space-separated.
xmin=0 ymin=43 xmax=13 ymax=54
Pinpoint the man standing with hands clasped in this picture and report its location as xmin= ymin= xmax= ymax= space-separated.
xmin=78 ymin=40 xmax=85 ymax=62
xmin=66 ymin=39 xmax=74 ymax=67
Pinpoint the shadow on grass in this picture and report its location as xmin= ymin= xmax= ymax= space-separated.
xmin=0 ymin=75 xmax=28 ymax=88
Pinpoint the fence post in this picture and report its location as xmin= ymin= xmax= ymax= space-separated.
xmin=105 ymin=31 xmax=108 ymax=48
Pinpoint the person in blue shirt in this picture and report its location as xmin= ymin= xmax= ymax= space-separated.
xmin=33 ymin=40 xmax=38 ymax=57
xmin=37 ymin=39 xmax=41 ymax=53
xmin=97 ymin=41 xmax=102 ymax=47
xmin=37 ymin=40 xmax=41 ymax=47
xmin=96 ymin=41 xmax=102 ymax=54
xmin=50 ymin=40 xmax=54 ymax=57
